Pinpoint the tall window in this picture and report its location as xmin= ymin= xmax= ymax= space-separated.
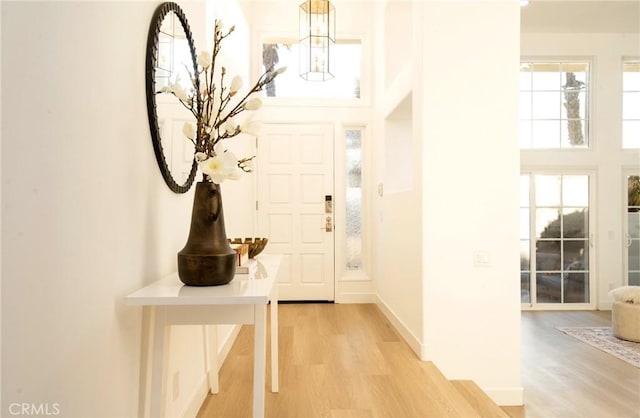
xmin=520 ymin=62 xmax=590 ymax=149
xmin=261 ymin=40 xmax=361 ymax=99
xmin=627 ymin=175 xmax=640 ymax=285
xmin=623 ymin=60 xmax=640 ymax=149
xmin=521 ymin=174 xmax=591 ymax=305
xmin=345 ymin=128 xmax=363 ymax=270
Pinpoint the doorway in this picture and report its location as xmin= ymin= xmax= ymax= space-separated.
xmin=257 ymin=123 xmax=335 ymax=301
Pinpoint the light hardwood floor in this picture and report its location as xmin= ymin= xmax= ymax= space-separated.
xmin=197 ymin=304 xmax=640 ymax=418
xmin=507 ymin=310 xmax=640 ymax=418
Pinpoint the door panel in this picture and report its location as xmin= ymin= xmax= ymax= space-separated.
xmin=258 ymin=123 xmax=335 ymax=301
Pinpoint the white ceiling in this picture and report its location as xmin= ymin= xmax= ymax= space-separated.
xmin=521 ymin=0 xmax=640 ymax=33
xmin=240 ymin=0 xmax=640 ymax=34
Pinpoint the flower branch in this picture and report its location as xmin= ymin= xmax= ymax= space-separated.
xmin=159 ymin=19 xmax=285 ymax=184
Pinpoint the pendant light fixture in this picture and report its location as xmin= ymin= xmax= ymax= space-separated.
xmin=299 ymin=0 xmax=335 ymax=81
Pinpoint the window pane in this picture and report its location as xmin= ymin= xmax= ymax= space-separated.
xmin=537 ymin=272 xmax=561 ymax=303
xmin=563 ymin=209 xmax=588 ymax=238
xmin=623 ymin=92 xmax=640 ymax=120
xmin=521 ymin=272 xmax=531 ymax=303
xmin=561 ymin=119 xmax=586 ymax=148
xmin=536 ymin=209 xmax=561 ymax=239
xmin=623 ymin=121 xmax=640 ymax=148
xmin=521 ymin=240 xmax=530 ymax=269
xmin=563 ymin=175 xmax=589 ymax=206
xmin=531 ymin=63 xmax=560 ymax=89
xmin=623 ymin=61 xmax=640 ymax=91
xmin=520 ymin=209 xmax=530 ymax=239
xmin=629 ymin=212 xmax=640 ymax=238
xmin=519 ymin=92 xmax=532 ymax=119
xmin=532 ymin=92 xmax=561 ymax=119
xmin=262 ymin=41 xmax=361 ymax=99
xmin=520 ymin=175 xmax=530 ymax=207
xmin=561 ymin=91 xmax=587 ymax=120
xmin=519 ymin=68 xmax=532 ymax=91
xmin=536 ymin=240 xmax=561 ymax=270
xmin=562 ymin=62 xmax=588 ymax=84
xmin=629 ymin=176 xmax=640 ymax=211
xmin=345 ymin=129 xmax=362 ymax=270
xmin=565 ymin=272 xmax=589 ymax=303
xmin=564 ymin=240 xmax=588 ymax=269
xmin=532 ymin=120 xmax=561 ymax=148
xmin=535 ymin=175 xmax=561 ymax=206
xmin=629 ymin=240 xmax=640 ymax=271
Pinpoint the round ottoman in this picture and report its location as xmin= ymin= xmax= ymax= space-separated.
xmin=609 ymin=286 xmax=640 ymax=343
xmin=612 ymin=301 xmax=640 ymax=342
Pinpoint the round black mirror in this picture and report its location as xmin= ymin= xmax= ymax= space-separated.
xmin=146 ymin=2 xmax=198 ymax=193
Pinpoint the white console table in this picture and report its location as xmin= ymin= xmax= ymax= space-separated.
xmin=125 ymin=254 xmax=281 ymax=418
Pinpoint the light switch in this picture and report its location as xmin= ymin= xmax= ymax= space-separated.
xmin=473 ymin=251 xmax=491 ymax=267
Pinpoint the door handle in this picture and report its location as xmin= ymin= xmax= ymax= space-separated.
xmin=322 ymin=216 xmax=333 ymax=232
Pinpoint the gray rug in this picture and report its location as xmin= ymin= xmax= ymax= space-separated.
xmin=557 ymin=326 xmax=640 ymax=368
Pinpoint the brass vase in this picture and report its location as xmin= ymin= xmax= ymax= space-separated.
xmin=177 ymin=182 xmax=237 ymax=286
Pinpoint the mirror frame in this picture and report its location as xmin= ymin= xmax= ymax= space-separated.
xmin=146 ymin=2 xmax=199 ymax=193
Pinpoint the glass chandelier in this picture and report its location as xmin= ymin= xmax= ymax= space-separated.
xmin=299 ymin=0 xmax=335 ymax=81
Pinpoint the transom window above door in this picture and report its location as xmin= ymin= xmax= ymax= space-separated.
xmin=623 ymin=59 xmax=640 ymax=149
xmin=261 ymin=40 xmax=361 ymax=99
xmin=519 ymin=61 xmax=590 ymax=149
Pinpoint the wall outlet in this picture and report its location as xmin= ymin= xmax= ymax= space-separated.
xmin=172 ymin=371 xmax=180 ymax=401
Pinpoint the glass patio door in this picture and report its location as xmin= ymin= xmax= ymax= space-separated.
xmin=626 ymin=175 xmax=640 ymax=286
xmin=521 ymin=173 xmax=593 ymax=308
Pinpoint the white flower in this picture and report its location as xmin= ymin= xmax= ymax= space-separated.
xmin=215 ymin=20 xmax=224 ymax=33
xmin=195 ymin=152 xmax=208 ymax=162
xmin=276 ymin=66 xmax=287 ymax=75
xmin=182 ymin=122 xmax=195 ymax=140
xmin=197 ymin=51 xmax=212 ymax=69
xmin=224 ymin=119 xmax=238 ymax=135
xmin=172 ymin=83 xmax=189 ymax=102
xmin=198 ymin=150 xmax=241 ymax=184
xmin=243 ymin=97 xmax=262 ymax=111
xmin=230 ymin=75 xmax=243 ymax=94
xmin=240 ymin=121 xmax=262 ymax=137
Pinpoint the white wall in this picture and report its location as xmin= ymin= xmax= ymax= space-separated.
xmin=1 ymin=1 xmax=255 ymax=416
xmin=521 ymin=32 xmax=640 ymax=309
xmin=374 ymin=0 xmax=523 ymax=405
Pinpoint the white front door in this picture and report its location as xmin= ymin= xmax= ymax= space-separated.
xmin=257 ymin=123 xmax=335 ymax=301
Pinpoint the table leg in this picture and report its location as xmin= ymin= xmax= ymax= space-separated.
xmin=270 ymin=300 xmax=278 ymax=392
xmin=203 ymin=325 xmax=219 ymax=394
xmin=253 ymin=305 xmax=267 ymax=418
xmin=150 ymin=307 xmax=171 ymax=418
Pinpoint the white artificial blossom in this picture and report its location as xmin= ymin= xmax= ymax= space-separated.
xmin=158 ymin=19 xmax=285 ymax=184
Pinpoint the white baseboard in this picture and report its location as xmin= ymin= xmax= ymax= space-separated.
xmin=336 ymin=292 xmax=377 ymax=303
xmin=217 ymin=324 xmax=242 ymax=370
xmin=483 ymin=386 xmax=524 ymax=406
xmin=374 ymin=295 xmax=424 ymax=359
xmin=598 ymin=302 xmax=613 ymax=311
xmin=183 ymin=376 xmax=211 ymax=418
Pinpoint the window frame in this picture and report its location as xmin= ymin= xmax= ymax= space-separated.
xmin=519 ymin=57 xmax=594 ymax=151
xmin=622 ymin=57 xmax=640 ymax=149
xmin=255 ymin=30 xmax=370 ymax=108
xmin=520 ymin=168 xmax=597 ymax=310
